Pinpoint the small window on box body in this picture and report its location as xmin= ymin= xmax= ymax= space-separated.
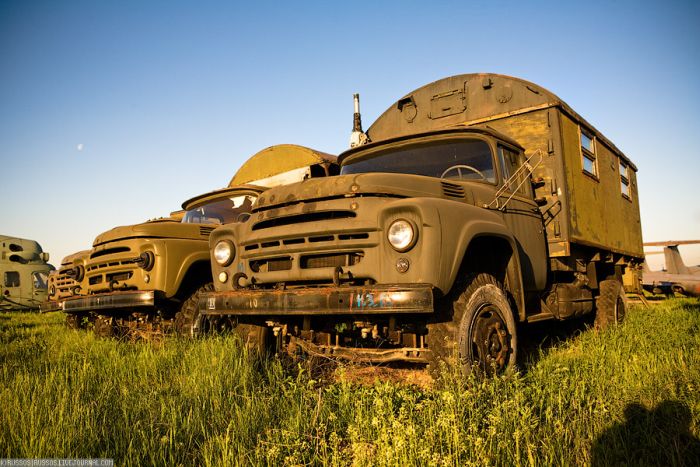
xmin=580 ymin=130 xmax=597 ymax=177
xmin=620 ymin=160 xmax=631 ymax=198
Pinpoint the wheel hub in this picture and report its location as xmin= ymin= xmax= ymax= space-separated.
xmin=471 ymin=307 xmax=511 ymax=373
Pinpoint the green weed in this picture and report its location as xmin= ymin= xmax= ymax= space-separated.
xmin=1 ymin=300 xmax=699 ymax=466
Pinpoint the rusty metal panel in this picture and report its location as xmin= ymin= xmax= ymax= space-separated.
xmin=62 ymin=290 xmax=155 ymax=313
xmin=200 ymin=284 xmax=434 ymax=316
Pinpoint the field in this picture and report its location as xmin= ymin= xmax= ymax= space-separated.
xmin=1 ymin=300 xmax=699 ymax=466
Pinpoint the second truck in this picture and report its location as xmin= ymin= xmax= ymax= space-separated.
xmin=60 ymin=145 xmax=338 ymax=337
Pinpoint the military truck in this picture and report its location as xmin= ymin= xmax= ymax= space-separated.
xmin=202 ymin=73 xmax=644 ymax=374
xmin=60 ymin=145 xmax=338 ymax=337
xmin=1 ymin=236 xmax=54 ymax=311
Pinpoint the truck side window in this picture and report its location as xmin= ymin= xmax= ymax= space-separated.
xmin=619 ymin=159 xmax=631 ymax=199
xmin=498 ymin=146 xmax=531 ymax=197
xmin=4 ymin=271 xmax=20 ymax=287
xmin=580 ymin=129 xmax=597 ymax=177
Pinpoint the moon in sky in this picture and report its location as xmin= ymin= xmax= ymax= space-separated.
xmin=77 ymin=143 xmax=84 ymax=151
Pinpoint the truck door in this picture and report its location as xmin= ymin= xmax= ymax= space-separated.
xmin=496 ymin=145 xmax=548 ymax=291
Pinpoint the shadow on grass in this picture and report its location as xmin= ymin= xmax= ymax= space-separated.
xmin=680 ymin=300 xmax=700 ymax=313
xmin=591 ymin=400 xmax=700 ymax=466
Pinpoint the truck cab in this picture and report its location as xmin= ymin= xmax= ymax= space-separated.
xmin=203 ymin=128 xmax=540 ymax=369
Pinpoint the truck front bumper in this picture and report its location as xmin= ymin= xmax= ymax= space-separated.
xmin=200 ymin=284 xmax=434 ymax=316
xmin=40 ymin=300 xmax=61 ymax=313
xmin=62 ymin=291 xmax=155 ymax=313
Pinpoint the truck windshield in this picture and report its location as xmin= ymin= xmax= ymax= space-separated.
xmin=182 ymin=194 xmax=257 ymax=225
xmin=341 ymin=139 xmax=495 ymax=182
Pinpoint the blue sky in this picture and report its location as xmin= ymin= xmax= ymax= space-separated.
xmin=1 ymin=0 xmax=699 ymax=268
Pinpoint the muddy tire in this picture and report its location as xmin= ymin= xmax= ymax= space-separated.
xmin=427 ymin=273 xmax=517 ymax=376
xmin=93 ymin=314 xmax=115 ymax=337
xmin=594 ymin=279 xmax=627 ymax=329
xmin=174 ymin=283 xmax=214 ymax=337
xmin=232 ymin=322 xmax=269 ymax=355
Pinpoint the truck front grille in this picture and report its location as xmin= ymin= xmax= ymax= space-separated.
xmin=300 ymin=252 xmax=363 ymax=269
xmin=252 ymin=211 xmax=356 ymax=231
xmin=250 ymin=257 xmax=293 ymax=273
xmin=107 ymin=271 xmax=132 ymax=282
xmin=244 ymin=232 xmax=370 ymax=251
xmin=87 ymin=258 xmax=139 ymax=271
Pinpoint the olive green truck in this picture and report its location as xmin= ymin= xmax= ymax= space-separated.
xmin=201 ymin=73 xmax=644 ymax=373
xmin=59 ymin=145 xmax=337 ymax=336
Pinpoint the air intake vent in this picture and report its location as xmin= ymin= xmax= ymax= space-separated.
xmin=441 ymin=181 xmax=465 ymax=199
xmin=90 ymin=247 xmax=131 ymax=259
xmin=199 ymin=226 xmax=215 ymax=236
xmin=300 ymin=252 xmax=362 ymax=269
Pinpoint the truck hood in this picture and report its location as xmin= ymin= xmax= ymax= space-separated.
xmin=93 ymin=219 xmax=211 ymax=247
xmin=254 ymin=173 xmax=453 ymax=211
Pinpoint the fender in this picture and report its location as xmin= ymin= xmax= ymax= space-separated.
xmin=166 ymin=246 xmax=212 ymax=298
xmin=434 ymin=202 xmax=526 ymax=321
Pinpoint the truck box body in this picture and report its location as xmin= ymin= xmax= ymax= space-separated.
xmin=366 ymin=73 xmax=643 ymax=264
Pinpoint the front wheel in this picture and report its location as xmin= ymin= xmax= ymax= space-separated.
xmin=93 ymin=314 xmax=115 ymax=337
xmin=174 ymin=283 xmax=214 ymax=337
xmin=428 ymin=273 xmax=517 ymax=376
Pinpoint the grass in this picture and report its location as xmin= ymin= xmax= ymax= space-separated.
xmin=1 ymin=299 xmax=699 ymax=466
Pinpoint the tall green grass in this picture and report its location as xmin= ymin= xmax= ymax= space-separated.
xmin=1 ymin=300 xmax=699 ymax=466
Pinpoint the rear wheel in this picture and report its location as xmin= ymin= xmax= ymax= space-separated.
xmin=174 ymin=283 xmax=214 ymax=337
xmin=428 ymin=273 xmax=517 ymax=376
xmin=594 ymin=279 xmax=627 ymax=329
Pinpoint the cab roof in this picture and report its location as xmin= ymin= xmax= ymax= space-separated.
xmin=229 ymin=144 xmax=337 ymax=187
xmin=364 ymin=73 xmax=636 ymax=170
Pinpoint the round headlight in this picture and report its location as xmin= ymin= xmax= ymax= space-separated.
xmin=49 ymin=285 xmax=56 ymax=296
xmin=214 ymin=240 xmax=234 ymax=266
xmin=74 ymin=265 xmax=85 ymax=282
xmin=387 ymin=219 xmax=416 ymax=252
